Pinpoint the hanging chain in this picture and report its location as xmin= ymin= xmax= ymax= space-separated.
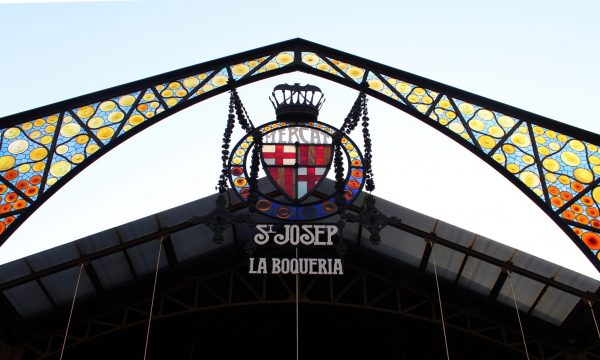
xmin=231 ymin=89 xmax=254 ymax=133
xmin=216 ymin=93 xmax=237 ymax=194
xmin=340 ymin=92 xmax=364 ymax=134
xmin=248 ymin=132 xmax=262 ymax=212
xmin=361 ymin=95 xmax=375 ymax=192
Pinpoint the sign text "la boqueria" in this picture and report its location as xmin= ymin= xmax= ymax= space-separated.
xmin=249 ymin=224 xmax=343 ymax=275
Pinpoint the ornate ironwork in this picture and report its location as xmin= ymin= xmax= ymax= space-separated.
xmin=0 ymin=39 xmax=598 ymax=270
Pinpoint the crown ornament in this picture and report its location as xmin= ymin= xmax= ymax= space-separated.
xmin=269 ymin=83 xmax=325 ymax=121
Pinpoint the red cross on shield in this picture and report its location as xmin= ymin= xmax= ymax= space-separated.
xmin=261 ymin=143 xmax=333 ymax=202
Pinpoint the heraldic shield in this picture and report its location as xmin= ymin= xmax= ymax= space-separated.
xmin=261 ymin=143 xmax=333 ymax=202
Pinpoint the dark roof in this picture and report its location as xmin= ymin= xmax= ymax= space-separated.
xmin=0 ymin=182 xmax=598 ymax=327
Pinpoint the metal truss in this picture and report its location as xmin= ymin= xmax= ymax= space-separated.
xmin=18 ymin=256 xmax=575 ymax=360
xmin=0 ymin=39 xmax=599 ymax=270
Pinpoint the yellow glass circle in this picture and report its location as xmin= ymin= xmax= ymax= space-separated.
xmin=8 ymin=139 xmax=28 ymax=155
xmin=232 ymin=64 xmax=250 ymax=76
xmin=535 ymin=136 xmax=546 ymax=144
xmin=168 ymin=82 xmax=180 ymax=90
xmin=22 ymin=122 xmax=32 ymax=131
xmin=413 ymin=88 xmax=426 ymax=96
xmin=502 ymin=144 xmax=515 ymax=154
xmin=368 ymin=79 xmax=384 ymax=91
xmin=45 ymin=125 xmax=56 ymax=134
xmin=86 ymin=144 xmax=99 ymax=154
xmin=438 ymin=99 xmax=451 ymax=109
xmin=166 ymin=98 xmax=179 ymax=107
xmin=40 ymin=136 xmax=52 ymax=145
xmin=542 ymin=158 xmax=560 ymax=172
xmin=47 ymin=115 xmax=58 ymax=123
xmin=545 ymin=173 xmax=557 ymax=183
xmin=593 ymin=187 xmax=600 ymax=204
xmin=522 ymin=155 xmax=534 ymax=164
xmin=498 ymin=115 xmax=515 ymax=128
xmin=590 ymin=155 xmax=600 ymax=165
xmin=33 ymin=119 xmax=45 ymax=127
xmin=232 ymin=157 xmax=242 ymax=165
xmin=99 ymin=101 xmax=116 ymax=112
xmin=18 ymin=164 xmax=31 ymax=173
xmin=446 ymin=111 xmax=457 ymax=119
xmin=29 ymin=147 xmax=48 ymax=161
xmin=0 ymin=156 xmax=15 ymax=171
xmin=448 ymin=122 xmax=465 ymax=134
xmin=532 ymin=126 xmax=544 ymax=135
xmin=50 ymin=161 xmax=71 ymax=177
xmin=4 ymin=128 xmax=20 ymax=139
xmin=212 ymin=75 xmax=228 ymax=87
xmin=47 ymin=178 xmax=57 ymax=186
xmin=108 ymin=112 xmax=125 ymax=123
xmin=161 ymin=89 xmax=174 ymax=97
xmin=265 ymin=62 xmax=279 ymax=70
xmin=458 ymin=102 xmax=475 ymax=115
xmin=407 ymin=94 xmax=418 ymax=103
xmin=557 ymin=134 xmax=568 ymax=143
xmin=461 ymin=133 xmax=470 ymax=140
xmin=478 ymin=109 xmax=494 ymax=120
xmin=143 ymin=93 xmax=155 ymax=101
xmin=559 ymin=175 xmax=571 ymax=184
xmin=468 ymin=119 xmax=485 ymax=132
xmin=549 ymin=142 xmax=560 ymax=151
xmin=574 ymin=168 xmax=594 ymax=184
xmin=416 ymin=104 xmax=428 ymax=113
xmin=118 ymin=95 xmax=136 ymax=107
xmin=175 ymin=89 xmax=187 ymax=97
xmin=561 ymin=151 xmax=581 ymax=167
xmin=569 ymin=140 xmax=585 ymax=152
xmin=511 ymin=133 xmax=531 ymax=148
xmin=129 ymin=114 xmax=144 ymax=126
xmin=537 ymin=147 xmax=549 ymax=156
xmin=347 ymin=67 xmax=364 ymax=79
xmin=396 ymin=82 xmax=411 ymax=93
xmin=302 ymin=53 xmax=319 ymax=66
xmin=72 ymin=154 xmax=85 ymax=164
xmin=77 ymin=106 xmax=95 ymax=119
xmin=56 ymin=145 xmax=68 ymax=155
xmin=60 ymin=123 xmax=81 ymax=137
xmin=349 ymin=151 xmax=359 ymax=158
xmin=248 ymin=60 xmax=258 ymax=68
xmin=520 ymin=171 xmax=540 ymax=188
xmin=276 ymin=53 xmax=293 ymax=65
xmin=30 ymin=130 xmax=41 ymax=140
xmin=87 ymin=117 xmax=104 ymax=129
xmin=97 ymin=127 xmax=115 ymax=140
xmin=33 ymin=162 xmax=45 ymax=172
xmin=588 ymin=144 xmax=598 ymax=152
xmin=507 ymin=163 xmax=520 ymax=173
xmin=478 ymin=135 xmax=496 ymax=149
xmin=492 ymin=153 xmax=505 ymax=163
xmin=488 ymin=126 xmax=504 ymax=138
xmin=76 ymin=135 xmax=89 ymax=145
xmin=183 ymin=77 xmax=200 ymax=89
xmin=546 ymin=130 xmax=557 ymax=138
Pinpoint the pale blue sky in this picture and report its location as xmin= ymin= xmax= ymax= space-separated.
xmin=0 ymin=0 xmax=599 ymax=278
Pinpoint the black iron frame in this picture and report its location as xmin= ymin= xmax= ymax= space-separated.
xmin=1 ymin=38 xmax=599 ymax=271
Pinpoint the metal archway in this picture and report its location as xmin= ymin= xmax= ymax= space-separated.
xmin=1 ymin=38 xmax=600 ymax=270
